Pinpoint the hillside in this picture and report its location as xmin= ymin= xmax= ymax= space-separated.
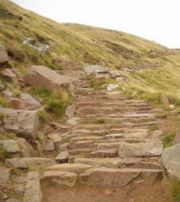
xmin=1 ymin=0 xmax=180 ymax=104
xmin=1 ymin=1 xmax=180 ymax=202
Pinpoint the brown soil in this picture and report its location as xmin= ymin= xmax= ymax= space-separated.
xmin=42 ymin=179 xmax=174 ymax=202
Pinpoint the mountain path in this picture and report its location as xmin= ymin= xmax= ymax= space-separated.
xmin=41 ymin=76 xmax=173 ymax=202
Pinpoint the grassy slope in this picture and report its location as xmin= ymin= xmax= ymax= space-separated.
xmin=1 ymin=0 xmax=180 ymax=103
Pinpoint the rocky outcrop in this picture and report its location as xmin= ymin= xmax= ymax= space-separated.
xmin=0 ymin=45 xmax=9 ymax=64
xmin=23 ymin=65 xmax=73 ymax=91
xmin=23 ymin=171 xmax=42 ymax=202
xmin=0 ymin=108 xmax=39 ymax=142
xmin=0 ymin=140 xmax=20 ymax=154
xmin=161 ymin=143 xmax=180 ymax=181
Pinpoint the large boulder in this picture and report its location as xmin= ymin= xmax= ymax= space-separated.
xmin=118 ymin=140 xmax=163 ymax=158
xmin=0 ymin=108 xmax=39 ymax=142
xmin=23 ymin=65 xmax=72 ymax=91
xmin=0 ymin=45 xmax=9 ymax=64
xmin=161 ymin=143 xmax=180 ymax=180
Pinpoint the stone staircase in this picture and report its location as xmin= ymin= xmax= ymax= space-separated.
xmin=23 ymin=77 xmax=173 ymax=202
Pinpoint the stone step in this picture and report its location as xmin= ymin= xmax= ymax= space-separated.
xmin=69 ymin=139 xmax=150 ymax=150
xmin=77 ymin=107 xmax=153 ymax=115
xmin=83 ymin=113 xmax=155 ymax=119
xmin=46 ymin=163 xmax=92 ymax=174
xmin=74 ymin=124 xmax=153 ymax=131
xmin=5 ymin=157 xmax=55 ymax=169
xmin=41 ymin=170 xmax=77 ymax=187
xmin=79 ymin=167 xmax=163 ymax=187
xmin=79 ymin=117 xmax=156 ymax=125
xmin=77 ymin=101 xmax=150 ymax=107
xmin=74 ymin=157 xmax=160 ymax=169
xmin=70 ymin=135 xmax=103 ymax=143
xmin=69 ymin=148 xmax=95 ymax=155
xmin=118 ymin=140 xmax=163 ymax=158
xmin=90 ymin=149 xmax=118 ymax=158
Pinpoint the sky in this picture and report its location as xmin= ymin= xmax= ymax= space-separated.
xmin=11 ymin=0 xmax=180 ymax=48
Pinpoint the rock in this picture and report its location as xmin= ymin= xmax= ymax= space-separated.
xmin=47 ymin=133 xmax=62 ymax=152
xmin=41 ymin=170 xmax=77 ymax=187
xmin=118 ymin=140 xmax=163 ymax=158
xmin=9 ymin=98 xmax=26 ymax=109
xmin=74 ymin=158 xmax=122 ymax=168
xmin=65 ymin=104 xmax=75 ymax=118
xmin=23 ymin=65 xmax=72 ymax=92
xmin=5 ymin=157 xmax=54 ymax=169
xmin=1 ymin=69 xmax=17 ymax=80
xmin=109 ymin=70 xmax=122 ymax=78
xmin=80 ymin=168 xmax=162 ymax=187
xmin=161 ymin=143 xmax=180 ymax=180
xmin=151 ymin=130 xmax=163 ymax=138
xmin=0 ymin=45 xmax=9 ymax=64
xmin=46 ymin=163 xmax=92 ymax=174
xmin=55 ymin=150 xmax=69 ymax=164
xmin=107 ymin=84 xmax=119 ymax=91
xmin=23 ymin=37 xmax=49 ymax=54
xmin=169 ymin=104 xmax=175 ymax=110
xmin=20 ymin=93 xmax=41 ymax=110
xmin=3 ymin=90 xmax=13 ymax=98
xmin=67 ymin=117 xmax=80 ymax=126
xmin=0 ymin=108 xmax=39 ymax=142
xmin=16 ymin=138 xmax=36 ymax=157
xmin=23 ymin=171 xmax=42 ymax=202
xmin=84 ymin=65 xmax=108 ymax=75
xmin=0 ymin=168 xmax=10 ymax=184
xmin=43 ymin=140 xmax=55 ymax=153
xmin=1 ymin=140 xmax=20 ymax=153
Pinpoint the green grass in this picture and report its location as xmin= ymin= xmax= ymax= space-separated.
xmin=163 ymin=132 xmax=176 ymax=148
xmin=29 ymin=87 xmax=72 ymax=119
xmin=171 ymin=179 xmax=180 ymax=202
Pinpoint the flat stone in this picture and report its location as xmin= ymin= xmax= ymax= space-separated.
xmin=80 ymin=168 xmax=162 ymax=187
xmin=55 ymin=150 xmax=69 ymax=164
xmin=118 ymin=140 xmax=163 ymax=158
xmin=24 ymin=65 xmax=72 ymax=92
xmin=1 ymin=140 xmax=20 ymax=153
xmin=1 ymin=69 xmax=17 ymax=80
xmin=84 ymin=65 xmax=108 ymax=75
xmin=0 ymin=45 xmax=9 ymax=64
xmin=90 ymin=149 xmax=117 ymax=158
xmin=41 ymin=170 xmax=77 ymax=187
xmin=65 ymin=104 xmax=75 ymax=118
xmin=74 ymin=158 xmax=122 ymax=168
xmin=0 ymin=108 xmax=39 ymax=142
xmin=20 ymin=93 xmax=41 ymax=110
xmin=161 ymin=143 xmax=180 ymax=180
xmin=6 ymin=199 xmax=19 ymax=202
xmin=0 ymin=168 xmax=10 ymax=184
xmin=46 ymin=163 xmax=92 ymax=174
xmin=5 ymin=157 xmax=54 ymax=169
xmin=43 ymin=140 xmax=55 ymax=153
xmin=24 ymin=171 xmax=42 ymax=202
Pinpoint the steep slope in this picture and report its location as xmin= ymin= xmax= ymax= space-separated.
xmin=1 ymin=0 xmax=180 ymax=103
